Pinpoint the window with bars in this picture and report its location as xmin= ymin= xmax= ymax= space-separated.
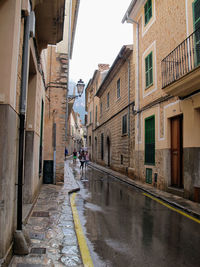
xmin=145 ymin=115 xmax=155 ymax=165
xmin=122 ymin=114 xmax=127 ymax=135
xmin=144 ymin=0 xmax=152 ymax=25
xmin=117 ymin=78 xmax=120 ymax=99
xmin=193 ymin=0 xmax=200 ymax=66
xmin=145 ymin=52 xmax=153 ymax=88
xmin=107 ymin=92 xmax=110 ymax=108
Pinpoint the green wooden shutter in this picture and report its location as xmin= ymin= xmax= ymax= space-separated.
xmin=144 ymin=0 xmax=152 ymax=25
xmin=146 ymin=168 xmax=152 ymax=184
xmin=193 ymin=0 xmax=200 ymax=66
xmin=145 ymin=116 xmax=155 ymax=164
xmin=145 ymin=52 xmax=153 ymax=88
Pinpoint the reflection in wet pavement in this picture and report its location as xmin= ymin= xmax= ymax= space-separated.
xmin=74 ymin=166 xmax=200 ymax=267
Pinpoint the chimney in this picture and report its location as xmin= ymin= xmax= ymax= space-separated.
xmin=98 ymin=64 xmax=110 ymax=72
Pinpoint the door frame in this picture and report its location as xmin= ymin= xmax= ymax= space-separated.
xmin=170 ymin=115 xmax=183 ymax=188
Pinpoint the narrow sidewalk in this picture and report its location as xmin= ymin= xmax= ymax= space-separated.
xmin=88 ymin=162 xmax=200 ymax=220
xmin=9 ymin=160 xmax=83 ymax=267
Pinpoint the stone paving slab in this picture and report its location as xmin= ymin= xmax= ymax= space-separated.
xmin=9 ymin=160 xmax=83 ymax=267
xmin=88 ymin=162 xmax=200 ymax=219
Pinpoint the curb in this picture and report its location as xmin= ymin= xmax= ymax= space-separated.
xmin=88 ymin=163 xmax=200 ymax=220
xmin=68 ymin=187 xmax=80 ymax=194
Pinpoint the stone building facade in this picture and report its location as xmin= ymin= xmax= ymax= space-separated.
xmin=123 ymin=0 xmax=200 ymax=201
xmin=44 ymin=47 xmax=69 ymax=183
xmin=0 ymin=0 xmax=79 ymax=264
xmin=94 ymin=46 xmax=135 ymax=176
xmin=85 ymin=64 xmax=110 ymax=161
xmin=44 ymin=0 xmax=80 ymax=183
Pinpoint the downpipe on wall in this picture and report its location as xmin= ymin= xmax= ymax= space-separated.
xmin=123 ymin=14 xmax=140 ymax=179
xmin=14 ymin=11 xmax=31 ymax=255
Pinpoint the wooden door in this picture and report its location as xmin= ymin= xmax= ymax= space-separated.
xmin=171 ymin=116 xmax=183 ymax=187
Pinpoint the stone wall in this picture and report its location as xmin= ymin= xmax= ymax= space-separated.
xmin=44 ymin=46 xmax=68 ymax=182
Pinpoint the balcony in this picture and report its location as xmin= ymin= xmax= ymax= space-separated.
xmin=161 ymin=28 xmax=200 ymax=98
xmin=33 ymin=0 xmax=65 ymax=50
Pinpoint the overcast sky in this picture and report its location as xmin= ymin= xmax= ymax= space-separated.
xmin=69 ymin=0 xmax=133 ymax=87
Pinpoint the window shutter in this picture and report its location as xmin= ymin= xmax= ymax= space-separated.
xmin=145 ymin=52 xmax=153 ymax=87
xmin=193 ymin=0 xmax=200 ymax=30
xmin=144 ymin=0 xmax=152 ymax=25
xmin=193 ymin=0 xmax=200 ymax=66
xmin=149 ymin=52 xmax=153 ymax=84
xmin=145 ymin=116 xmax=155 ymax=164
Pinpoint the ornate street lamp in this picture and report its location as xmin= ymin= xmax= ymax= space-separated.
xmin=76 ymin=79 xmax=85 ymax=97
xmin=67 ymin=79 xmax=85 ymax=101
xmin=65 ymin=79 xmax=85 ymax=139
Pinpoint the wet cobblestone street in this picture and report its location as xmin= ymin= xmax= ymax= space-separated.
xmin=9 ymin=159 xmax=83 ymax=267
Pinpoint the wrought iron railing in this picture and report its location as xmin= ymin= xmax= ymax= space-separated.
xmin=161 ymin=27 xmax=200 ymax=88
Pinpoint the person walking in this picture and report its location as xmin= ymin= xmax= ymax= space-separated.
xmin=85 ymin=151 xmax=89 ymax=169
xmin=65 ymin=147 xmax=68 ymax=160
xmin=79 ymin=151 xmax=85 ymax=172
xmin=73 ymin=149 xmax=77 ymax=164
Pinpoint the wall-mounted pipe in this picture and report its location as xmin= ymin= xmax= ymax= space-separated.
xmin=123 ymin=14 xmax=140 ymax=178
xmin=17 ymin=13 xmax=30 ymax=231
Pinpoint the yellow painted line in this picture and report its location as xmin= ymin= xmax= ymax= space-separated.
xmin=143 ymin=193 xmax=200 ymax=224
xmin=70 ymin=193 xmax=94 ymax=267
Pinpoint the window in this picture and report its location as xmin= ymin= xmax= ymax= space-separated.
xmin=95 ymin=105 xmax=97 ymax=124
xmin=145 ymin=52 xmax=153 ymax=88
xmin=193 ymin=0 xmax=200 ymax=66
xmin=100 ymin=102 xmax=103 ymax=116
xmin=90 ymin=111 xmax=92 ymax=123
xmin=144 ymin=0 xmax=152 ymax=25
xmin=145 ymin=116 xmax=155 ymax=165
xmin=117 ymin=78 xmax=120 ymax=99
xmin=122 ymin=114 xmax=127 ymax=135
xmin=121 ymin=155 xmax=123 ymax=165
xmin=101 ymin=133 xmax=104 ymax=160
xmin=89 ymin=136 xmax=91 ymax=146
xmin=107 ymin=92 xmax=110 ymax=108
xmin=146 ymin=168 xmax=152 ymax=184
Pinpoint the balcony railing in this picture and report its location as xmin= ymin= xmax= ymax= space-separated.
xmin=161 ymin=27 xmax=200 ymax=88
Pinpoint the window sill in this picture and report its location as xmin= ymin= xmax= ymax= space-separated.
xmin=145 ymin=83 xmax=153 ymax=90
xmin=121 ymin=133 xmax=128 ymax=137
xmin=144 ymin=17 xmax=152 ymax=27
xmin=144 ymin=162 xmax=155 ymax=166
xmin=116 ymin=97 xmax=121 ymax=102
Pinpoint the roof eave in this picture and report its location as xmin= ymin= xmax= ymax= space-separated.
xmin=121 ymin=0 xmax=137 ymax=23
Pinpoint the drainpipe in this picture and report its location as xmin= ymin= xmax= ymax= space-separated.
xmin=128 ymin=59 xmax=131 ymax=169
xmin=14 ymin=11 xmax=31 ymax=255
xmin=17 ymin=13 xmax=30 ymax=231
xmin=123 ymin=14 xmax=140 ymax=178
xmin=65 ymin=0 xmax=72 ymax=140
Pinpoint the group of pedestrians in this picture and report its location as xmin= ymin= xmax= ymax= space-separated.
xmin=73 ymin=148 xmax=89 ymax=170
